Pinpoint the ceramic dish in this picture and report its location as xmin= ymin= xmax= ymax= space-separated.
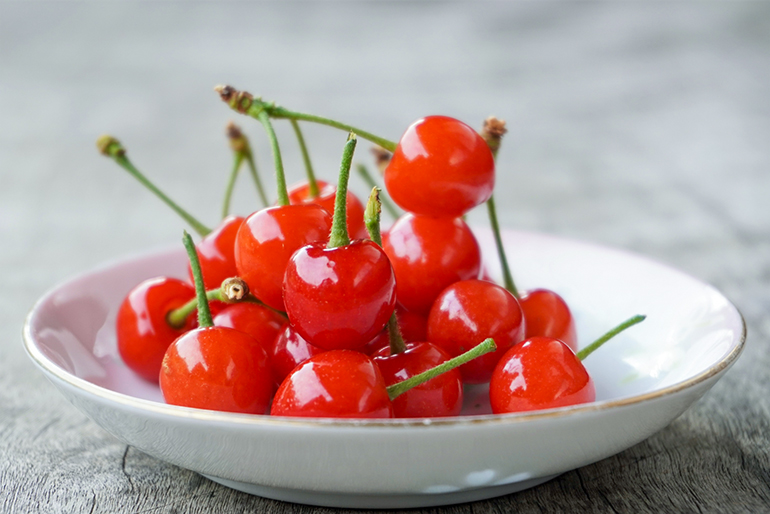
xmin=23 ymin=228 xmax=745 ymax=508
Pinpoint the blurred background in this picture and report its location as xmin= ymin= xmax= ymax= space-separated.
xmin=2 ymin=2 xmax=769 ymax=512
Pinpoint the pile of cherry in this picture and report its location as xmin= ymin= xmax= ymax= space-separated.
xmin=98 ymin=85 xmax=644 ymax=419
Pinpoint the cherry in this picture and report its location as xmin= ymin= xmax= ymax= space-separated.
xmin=116 ymin=277 xmax=195 ymax=383
xmin=489 ymin=315 xmax=646 ymax=414
xmin=271 ymin=350 xmax=394 ymax=418
xmin=360 ymin=306 xmax=428 ymax=356
xmin=373 ymin=342 xmax=463 ymax=418
xmin=288 ymin=179 xmax=367 ymax=239
xmin=489 ymin=337 xmax=594 ymax=414
xmin=384 ymin=116 xmax=495 ymax=218
xmin=270 ymin=324 xmax=324 ymax=387
xmin=187 ymin=215 xmax=244 ymax=291
xmin=383 ymin=213 xmax=481 ymax=314
xmin=427 ymin=279 xmax=525 ymax=384
xmin=519 ymin=288 xmax=578 ymax=352
xmin=160 ymin=232 xmax=273 ymax=414
xmin=212 ymin=301 xmax=287 ymax=356
xmin=283 ymin=135 xmax=396 ymax=350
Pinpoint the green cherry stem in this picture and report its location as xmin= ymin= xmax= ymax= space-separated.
xmin=327 ymin=133 xmax=357 ymax=249
xmin=479 ymin=117 xmax=518 ymax=297
xmin=356 ymin=163 xmax=401 ymax=219
xmin=256 ymin=110 xmax=290 ymax=206
xmin=386 ymin=338 xmax=497 ymax=400
xmin=576 ymin=315 xmax=646 ymax=361
xmin=222 ymin=152 xmax=245 ymax=219
xmin=182 ymin=231 xmax=213 ymax=328
xmin=364 ymin=187 xmax=406 ymax=354
xmin=166 ymin=279 xmax=288 ymax=329
xmin=244 ymin=151 xmax=269 ymax=207
xmin=215 ymin=85 xmax=396 ymax=152
xmin=96 ymin=136 xmax=212 ymax=237
xmin=290 ymin=119 xmax=319 ymax=198
xmin=225 ymin=121 xmax=269 ymax=209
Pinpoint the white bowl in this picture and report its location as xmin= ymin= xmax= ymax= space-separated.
xmin=23 ymin=229 xmax=745 ymax=509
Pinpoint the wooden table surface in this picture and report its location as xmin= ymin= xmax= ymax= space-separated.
xmin=2 ymin=2 xmax=769 ymax=512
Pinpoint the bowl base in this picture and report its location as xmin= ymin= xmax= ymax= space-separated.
xmin=202 ymin=473 xmax=559 ymax=508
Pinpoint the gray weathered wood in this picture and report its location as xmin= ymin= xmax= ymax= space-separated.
xmin=2 ymin=2 xmax=769 ymax=512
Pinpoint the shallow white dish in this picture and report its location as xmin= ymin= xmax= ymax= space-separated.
xmin=23 ymin=229 xmax=745 ymax=508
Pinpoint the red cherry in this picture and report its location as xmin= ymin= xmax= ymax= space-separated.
xmin=283 ymin=239 xmax=396 ymax=351
xmin=270 ymin=324 xmax=324 ymax=386
xmin=234 ymin=204 xmax=332 ymax=311
xmin=160 ymin=326 xmax=273 ymax=414
xmin=373 ymin=342 xmax=463 ymax=418
xmin=384 ymin=116 xmax=495 ymax=218
xmin=395 ymin=305 xmax=428 ymax=342
xmin=489 ymin=337 xmax=595 ymax=413
xmin=270 ymin=350 xmax=394 ymax=419
xmin=383 ymin=213 xmax=481 ymax=314
xmin=427 ymin=279 xmax=525 ymax=384
xmin=212 ymin=302 xmax=286 ymax=356
xmin=187 ymin=215 xmax=244 ymax=291
xmin=519 ymin=289 xmax=577 ymax=352
xmin=288 ymin=180 xmax=368 ymax=239
xmin=116 ymin=277 xmax=195 ymax=383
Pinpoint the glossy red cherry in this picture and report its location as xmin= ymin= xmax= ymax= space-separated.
xmin=160 ymin=326 xmax=273 ymax=414
xmin=212 ymin=302 xmax=286 ymax=356
xmin=288 ymin=180 xmax=368 ymax=239
xmin=116 ymin=277 xmax=195 ymax=383
xmin=186 ymin=215 xmax=244 ymax=291
xmin=519 ymin=289 xmax=577 ymax=352
xmin=489 ymin=337 xmax=595 ymax=413
xmin=270 ymin=324 xmax=324 ymax=386
xmin=283 ymin=239 xmax=396 ymax=350
xmin=360 ymin=306 xmax=428 ymax=355
xmin=384 ymin=116 xmax=495 ymax=218
xmin=383 ymin=213 xmax=481 ymax=314
xmin=373 ymin=342 xmax=463 ymax=418
xmin=428 ymin=279 xmax=525 ymax=384
xmin=271 ymin=350 xmax=394 ymax=419
xmin=234 ymin=204 xmax=332 ymax=311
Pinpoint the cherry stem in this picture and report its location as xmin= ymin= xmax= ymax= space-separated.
xmin=486 ymin=195 xmax=518 ymax=297
xmin=182 ymin=231 xmax=213 ymax=328
xmin=386 ymin=338 xmax=497 ymax=400
xmin=245 ymin=151 xmax=269 ymax=207
xmin=577 ymin=315 xmax=646 ymax=361
xmin=327 ymin=133 xmax=357 ymax=249
xmin=167 ymin=285 xmax=288 ymax=329
xmin=364 ymin=186 xmax=383 ymax=246
xmin=356 ymin=163 xmax=401 ymax=219
xmin=364 ymin=187 xmax=406 ymax=354
xmin=256 ymin=110 xmax=289 ymax=206
xmin=290 ymin=120 xmax=319 ymax=198
xmin=96 ymin=136 xmax=212 ymax=237
xmin=222 ymin=152 xmax=245 ymax=219
xmin=215 ymin=85 xmax=396 ymax=151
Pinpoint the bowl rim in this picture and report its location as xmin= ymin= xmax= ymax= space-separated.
xmin=22 ymin=232 xmax=747 ymax=429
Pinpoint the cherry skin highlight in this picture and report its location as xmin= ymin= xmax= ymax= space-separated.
xmin=384 ymin=116 xmax=495 ymax=218
xmin=519 ymin=289 xmax=578 ymax=352
xmin=235 ymin=204 xmax=332 ymax=311
xmin=288 ymin=180 xmax=368 ymax=240
xmin=270 ymin=324 xmax=324 ymax=387
xmin=383 ymin=213 xmax=481 ymax=314
xmin=117 ymin=277 xmax=195 ymax=383
xmin=160 ymin=326 xmax=273 ymax=414
xmin=284 ymin=239 xmax=396 ymax=351
xmin=270 ymin=350 xmax=394 ymax=419
xmin=428 ymin=279 xmax=525 ymax=384
xmin=489 ymin=337 xmax=595 ymax=414
xmin=187 ymin=215 xmax=243 ymax=291
xmin=212 ymin=302 xmax=286 ymax=356
xmin=373 ymin=342 xmax=463 ymax=418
